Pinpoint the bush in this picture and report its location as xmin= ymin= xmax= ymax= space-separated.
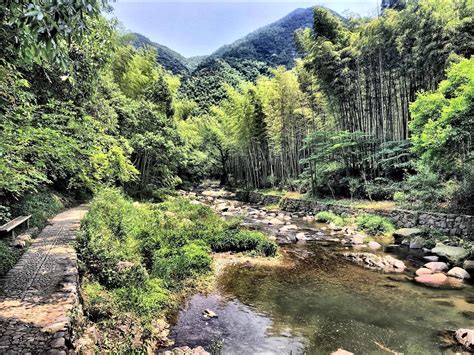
xmin=0 ymin=240 xmax=21 ymax=276
xmin=315 ymin=211 xmax=337 ymax=223
xmin=113 ymin=278 xmax=169 ymax=320
xmin=82 ymin=281 xmax=117 ymax=321
xmin=152 ymin=241 xmax=212 ymax=285
xmin=356 ymin=214 xmax=394 ymax=236
xmin=207 ymin=229 xmax=277 ymax=256
xmin=12 ymin=190 xmax=65 ymax=228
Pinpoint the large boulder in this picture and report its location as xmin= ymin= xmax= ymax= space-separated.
xmin=431 ymin=243 xmax=469 ymax=264
xmin=454 ymin=329 xmax=474 ymax=352
xmin=393 ymin=228 xmax=423 ymax=243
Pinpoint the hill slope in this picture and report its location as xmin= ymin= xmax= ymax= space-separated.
xmin=204 ymin=7 xmax=314 ymax=69
xmin=130 ymin=33 xmax=206 ymax=75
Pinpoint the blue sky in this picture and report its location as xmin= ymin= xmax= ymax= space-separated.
xmin=111 ymin=1 xmax=379 ymax=57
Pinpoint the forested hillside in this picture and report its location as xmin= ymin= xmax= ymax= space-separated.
xmin=205 ymin=7 xmax=314 ymax=68
xmin=130 ymin=33 xmax=205 ymax=75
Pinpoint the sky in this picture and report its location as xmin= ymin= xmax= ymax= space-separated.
xmin=110 ymin=1 xmax=379 ymax=57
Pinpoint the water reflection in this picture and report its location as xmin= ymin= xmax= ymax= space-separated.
xmin=169 ymin=243 xmax=474 ymax=354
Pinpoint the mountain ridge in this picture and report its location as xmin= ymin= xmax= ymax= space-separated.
xmin=131 ymin=7 xmax=322 ymax=75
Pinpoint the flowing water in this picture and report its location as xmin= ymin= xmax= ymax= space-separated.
xmin=168 ymin=203 xmax=474 ymax=354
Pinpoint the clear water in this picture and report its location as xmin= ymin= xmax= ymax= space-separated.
xmin=168 ymin=215 xmax=474 ymax=354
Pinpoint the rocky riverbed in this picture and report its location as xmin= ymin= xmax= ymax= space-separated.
xmin=163 ymin=185 xmax=474 ymax=354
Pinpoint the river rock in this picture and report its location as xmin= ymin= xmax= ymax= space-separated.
xmin=279 ymin=224 xmax=298 ymax=232
xmin=393 ymin=228 xmax=423 ymax=243
xmin=342 ymin=252 xmax=405 ymax=273
xmin=268 ymin=218 xmax=284 ymax=225
xmin=415 ymin=273 xmax=447 ymax=287
xmin=329 ymin=224 xmax=343 ymax=231
xmin=331 ymin=349 xmax=353 ymax=355
xmin=164 ymin=346 xmax=210 ymax=355
xmin=447 ymin=267 xmax=470 ymax=280
xmin=423 ymin=255 xmax=439 ymax=262
xmin=454 ymin=329 xmax=474 ymax=352
xmin=368 ymin=241 xmax=382 ymax=250
xmin=215 ymin=203 xmax=229 ymax=212
xmin=415 ymin=268 xmax=433 ymax=276
xmin=351 ymin=235 xmax=365 ymax=245
xmin=431 ymin=243 xmax=469 ymax=264
xmin=409 ymin=236 xmax=426 ymax=249
xmin=424 ymin=261 xmax=449 ymax=272
xmin=202 ymin=309 xmax=217 ymax=319
xmin=295 ymin=232 xmax=307 ymax=241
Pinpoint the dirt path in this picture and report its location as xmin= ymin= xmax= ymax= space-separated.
xmin=0 ymin=205 xmax=88 ymax=354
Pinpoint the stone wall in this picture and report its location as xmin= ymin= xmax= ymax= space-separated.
xmin=235 ymin=191 xmax=474 ymax=239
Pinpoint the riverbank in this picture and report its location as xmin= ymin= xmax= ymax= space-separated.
xmin=165 ymin=185 xmax=474 ymax=353
xmin=235 ymin=190 xmax=474 ymax=238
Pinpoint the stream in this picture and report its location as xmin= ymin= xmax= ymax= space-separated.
xmin=167 ymin=190 xmax=474 ymax=354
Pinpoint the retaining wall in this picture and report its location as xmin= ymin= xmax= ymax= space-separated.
xmin=235 ymin=191 xmax=474 ymax=239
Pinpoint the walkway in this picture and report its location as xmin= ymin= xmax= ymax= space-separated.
xmin=0 ymin=205 xmax=88 ymax=354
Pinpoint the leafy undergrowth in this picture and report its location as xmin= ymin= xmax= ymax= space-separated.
xmin=0 ymin=189 xmax=68 ymax=277
xmin=0 ymin=240 xmax=22 ymax=276
xmin=315 ymin=210 xmax=395 ymax=241
xmin=76 ymin=188 xmax=277 ymax=352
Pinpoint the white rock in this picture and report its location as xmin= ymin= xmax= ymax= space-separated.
xmin=331 ymin=349 xmax=354 ymax=355
xmin=424 ymin=261 xmax=449 ymax=272
xmin=268 ymin=218 xmax=284 ymax=225
xmin=295 ymin=232 xmax=307 ymax=241
xmin=447 ymin=266 xmax=470 ymax=280
xmin=455 ymin=329 xmax=474 ymax=351
xmin=351 ymin=235 xmax=365 ymax=245
xmin=368 ymin=241 xmax=382 ymax=250
xmin=279 ymin=224 xmax=298 ymax=232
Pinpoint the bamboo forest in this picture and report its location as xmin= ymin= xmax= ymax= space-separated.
xmin=0 ymin=0 xmax=473 ymax=354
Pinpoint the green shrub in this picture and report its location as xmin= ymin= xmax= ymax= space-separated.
xmin=113 ymin=278 xmax=169 ymax=320
xmin=356 ymin=214 xmax=394 ymax=236
xmin=152 ymin=241 xmax=212 ymax=285
xmin=0 ymin=240 xmax=21 ymax=276
xmin=12 ymin=190 xmax=65 ymax=228
xmin=315 ymin=211 xmax=337 ymax=223
xmin=207 ymin=229 xmax=277 ymax=256
xmin=0 ymin=205 xmax=11 ymax=225
xmin=82 ymin=281 xmax=117 ymax=321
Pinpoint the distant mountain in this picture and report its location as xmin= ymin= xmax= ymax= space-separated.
xmin=204 ymin=7 xmax=315 ymax=69
xmin=130 ymin=6 xmax=340 ymax=113
xmin=130 ymin=33 xmax=206 ymax=76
